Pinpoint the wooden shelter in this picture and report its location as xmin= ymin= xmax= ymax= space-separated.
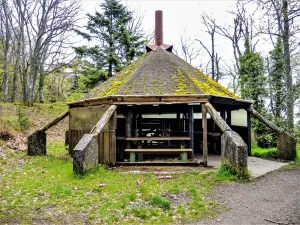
xmin=28 ymin=11 xmax=296 ymax=175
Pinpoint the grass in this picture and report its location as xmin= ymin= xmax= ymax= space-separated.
xmin=216 ymin=163 xmax=250 ymax=181
xmin=0 ymin=141 xmax=220 ymax=224
xmin=251 ymin=144 xmax=300 ymax=163
xmin=251 ymin=144 xmax=277 ymax=159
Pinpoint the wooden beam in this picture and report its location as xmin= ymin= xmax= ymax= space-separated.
xmin=247 ymin=107 xmax=282 ymax=132
xmin=204 ymin=103 xmax=232 ymax=133
xmin=202 ymin=104 xmax=208 ymax=167
xmin=39 ymin=111 xmax=69 ymax=132
xmin=188 ymin=106 xmax=194 ymax=158
xmin=90 ymin=105 xmax=118 ymax=135
xmin=126 ymin=137 xmax=191 ymax=141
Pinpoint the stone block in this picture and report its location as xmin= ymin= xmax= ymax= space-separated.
xmin=73 ymin=134 xmax=99 ymax=174
xmin=221 ymin=130 xmax=248 ymax=175
xmin=27 ymin=131 xmax=46 ymax=156
xmin=277 ymin=132 xmax=296 ymax=160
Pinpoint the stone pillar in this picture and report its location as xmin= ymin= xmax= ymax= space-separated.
xmin=277 ymin=131 xmax=296 ymax=160
xmin=28 ymin=131 xmax=46 ymax=156
xmin=73 ymin=134 xmax=99 ymax=174
xmin=221 ymin=130 xmax=248 ymax=177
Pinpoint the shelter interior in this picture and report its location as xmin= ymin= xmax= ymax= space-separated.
xmin=68 ymin=97 xmax=251 ymax=165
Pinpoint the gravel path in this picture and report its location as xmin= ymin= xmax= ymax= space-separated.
xmin=197 ymin=168 xmax=300 ymax=225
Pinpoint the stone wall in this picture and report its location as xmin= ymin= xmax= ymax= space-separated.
xmin=28 ymin=131 xmax=46 ymax=156
xmin=221 ymin=130 xmax=248 ymax=176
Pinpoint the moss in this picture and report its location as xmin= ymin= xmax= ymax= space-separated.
xmin=193 ymin=69 xmax=238 ymax=98
xmin=172 ymin=68 xmax=196 ymax=94
xmin=96 ymin=53 xmax=146 ymax=97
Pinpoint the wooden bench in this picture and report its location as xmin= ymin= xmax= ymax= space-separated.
xmin=124 ymin=148 xmax=193 ymax=162
xmin=126 ymin=137 xmax=191 ymax=141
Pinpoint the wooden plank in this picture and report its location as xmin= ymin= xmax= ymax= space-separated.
xmin=90 ymin=105 xmax=118 ymax=135
xmin=124 ymin=149 xmax=193 ymax=153
xmin=202 ymin=104 xmax=208 ymax=167
xmin=204 ymin=102 xmax=231 ymax=133
xmin=103 ymin=131 xmax=110 ymax=165
xmin=188 ymin=106 xmax=194 ymax=158
xmin=39 ymin=111 xmax=69 ymax=132
xmin=126 ymin=137 xmax=191 ymax=141
xmin=113 ymin=101 xmax=206 ymax=105
xmin=247 ymin=107 xmax=282 ymax=132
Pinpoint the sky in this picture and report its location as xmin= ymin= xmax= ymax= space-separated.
xmin=78 ymin=0 xmax=271 ymax=87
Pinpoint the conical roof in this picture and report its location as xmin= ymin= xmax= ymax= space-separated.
xmin=86 ymin=47 xmax=237 ymax=99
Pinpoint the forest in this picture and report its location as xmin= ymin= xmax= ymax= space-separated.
xmin=0 ymin=0 xmax=300 ymax=145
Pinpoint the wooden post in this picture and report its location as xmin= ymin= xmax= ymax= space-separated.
xmin=103 ymin=130 xmax=110 ymax=165
xmin=109 ymin=111 xmax=117 ymax=166
xmin=202 ymin=104 xmax=208 ymax=166
xmin=247 ymin=111 xmax=251 ymax=156
xmin=226 ymin=110 xmax=231 ymax=126
xmin=126 ymin=107 xmax=133 ymax=149
xmin=220 ymin=110 xmax=226 ymax=121
xmin=177 ymin=112 xmax=181 ymax=133
xmin=212 ymin=121 xmax=217 ymax=153
xmin=188 ymin=106 xmax=194 ymax=158
xmin=98 ymin=132 xmax=104 ymax=164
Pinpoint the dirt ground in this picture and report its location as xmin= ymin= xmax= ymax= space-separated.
xmin=195 ymin=167 xmax=300 ymax=225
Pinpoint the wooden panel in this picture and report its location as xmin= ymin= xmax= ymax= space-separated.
xmin=69 ymin=129 xmax=90 ymax=155
xmin=124 ymin=149 xmax=193 ymax=152
xmin=90 ymin=105 xmax=117 ymax=134
xmin=202 ymin=104 xmax=208 ymax=167
xmin=126 ymin=137 xmax=191 ymax=141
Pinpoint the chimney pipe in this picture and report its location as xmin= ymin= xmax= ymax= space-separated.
xmin=155 ymin=10 xmax=163 ymax=46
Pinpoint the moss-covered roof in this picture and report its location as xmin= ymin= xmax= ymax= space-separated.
xmin=86 ymin=47 xmax=238 ymax=98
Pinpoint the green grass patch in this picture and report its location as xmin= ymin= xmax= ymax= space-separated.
xmin=216 ymin=163 xmax=250 ymax=181
xmin=0 ymin=141 xmax=220 ymax=224
xmin=296 ymin=149 xmax=300 ymax=164
xmin=251 ymin=144 xmax=277 ymax=159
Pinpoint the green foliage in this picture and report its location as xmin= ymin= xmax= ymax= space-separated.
xmin=5 ymin=106 xmax=31 ymax=130
xmin=75 ymin=0 xmax=147 ymax=77
xmin=239 ymin=45 xmax=266 ymax=109
xmin=146 ymin=195 xmax=171 ymax=210
xmin=251 ymin=144 xmax=277 ymax=159
xmin=269 ymin=37 xmax=285 ymax=126
xmin=239 ymin=40 xmax=272 ymax=147
xmin=216 ymin=163 xmax=250 ymax=181
xmin=0 ymin=141 xmax=221 ymax=224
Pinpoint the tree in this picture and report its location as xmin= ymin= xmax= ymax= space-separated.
xmin=75 ymin=0 xmax=146 ymax=78
xmin=239 ymin=38 xmax=270 ymax=146
xmin=239 ymin=39 xmax=265 ymax=107
xmin=269 ymin=36 xmax=284 ymax=126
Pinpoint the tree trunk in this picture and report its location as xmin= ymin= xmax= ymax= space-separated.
xmin=282 ymin=0 xmax=293 ymax=132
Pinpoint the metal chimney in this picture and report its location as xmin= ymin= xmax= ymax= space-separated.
xmin=146 ymin=10 xmax=172 ymax=52
xmin=155 ymin=10 xmax=163 ymax=46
